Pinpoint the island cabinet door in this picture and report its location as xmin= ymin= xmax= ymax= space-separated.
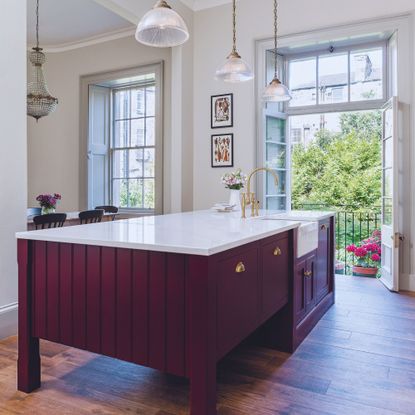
xmin=295 ymin=252 xmax=316 ymax=323
xmin=294 ymin=257 xmax=307 ymax=323
xmin=315 ymin=219 xmax=331 ymax=304
xmin=216 ymin=246 xmax=259 ymax=358
xmin=261 ymin=235 xmax=290 ymax=322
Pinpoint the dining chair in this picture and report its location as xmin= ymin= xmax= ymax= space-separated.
xmin=95 ymin=205 xmax=119 ymax=221
xmin=33 ymin=213 xmax=67 ymax=230
xmin=79 ymin=209 xmax=104 ymax=225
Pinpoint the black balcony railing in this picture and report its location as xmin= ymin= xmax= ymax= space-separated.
xmin=293 ymin=202 xmax=381 ymax=274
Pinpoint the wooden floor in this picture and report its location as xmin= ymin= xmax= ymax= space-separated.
xmin=1 ymin=276 xmax=415 ymax=415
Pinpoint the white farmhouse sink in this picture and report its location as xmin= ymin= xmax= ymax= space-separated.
xmin=260 ymin=217 xmax=318 ymax=258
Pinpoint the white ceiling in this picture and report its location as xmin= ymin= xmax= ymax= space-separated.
xmin=181 ymin=0 xmax=232 ymax=11
xmin=26 ymin=0 xmax=231 ymax=50
xmin=27 ymin=0 xmax=134 ymax=48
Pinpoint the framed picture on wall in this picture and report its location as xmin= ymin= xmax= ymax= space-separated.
xmin=211 ymin=93 xmax=233 ymax=129
xmin=211 ymin=134 xmax=234 ymax=168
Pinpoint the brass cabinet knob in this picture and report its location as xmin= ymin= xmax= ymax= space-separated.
xmin=273 ymin=247 xmax=282 ymax=256
xmin=304 ymin=270 xmax=312 ymax=277
xmin=235 ymin=262 xmax=246 ymax=273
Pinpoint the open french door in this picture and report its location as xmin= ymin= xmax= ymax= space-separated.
xmin=379 ymin=97 xmax=401 ymax=292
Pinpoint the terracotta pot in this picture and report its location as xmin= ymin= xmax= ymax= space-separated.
xmin=352 ymin=266 xmax=378 ymax=277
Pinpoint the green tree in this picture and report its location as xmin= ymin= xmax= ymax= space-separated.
xmin=292 ymin=111 xmax=382 ymax=210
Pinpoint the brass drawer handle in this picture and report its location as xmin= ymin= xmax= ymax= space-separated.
xmin=235 ymin=262 xmax=246 ymax=273
xmin=274 ymin=247 xmax=282 ymax=256
xmin=304 ymin=270 xmax=312 ymax=277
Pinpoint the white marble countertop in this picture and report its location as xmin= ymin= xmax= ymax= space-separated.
xmin=16 ymin=210 xmax=304 ymax=256
xmin=16 ymin=210 xmax=335 ymax=256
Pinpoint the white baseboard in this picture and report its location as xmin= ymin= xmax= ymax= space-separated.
xmin=400 ymin=274 xmax=415 ymax=292
xmin=0 ymin=302 xmax=18 ymax=340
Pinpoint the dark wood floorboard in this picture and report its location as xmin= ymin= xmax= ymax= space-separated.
xmin=1 ymin=276 xmax=414 ymax=414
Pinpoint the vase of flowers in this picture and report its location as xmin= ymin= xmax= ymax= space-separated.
xmin=346 ymin=230 xmax=381 ymax=277
xmin=36 ymin=193 xmax=62 ymax=215
xmin=221 ymin=169 xmax=247 ymax=211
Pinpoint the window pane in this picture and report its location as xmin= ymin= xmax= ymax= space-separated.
xmin=144 ymin=179 xmax=155 ymax=209
xmin=143 ymin=149 xmax=155 ymax=177
xmin=146 ymin=117 xmax=155 ymax=146
xmin=266 ymin=143 xmax=286 ymax=169
xmin=130 ymin=88 xmax=145 ymax=118
xmin=319 ymin=53 xmax=348 ymax=104
xmin=146 ymin=86 xmax=156 ymax=117
xmin=350 ymin=48 xmax=383 ymax=101
xmin=266 ymin=116 xmax=285 ymax=143
xmin=266 ymin=170 xmax=286 ymax=195
xmin=383 ymin=137 xmax=392 ymax=168
xmin=112 ymin=149 xmax=144 ymax=179
xmin=289 ymin=57 xmax=317 ymax=107
xmin=113 ymin=120 xmax=129 ymax=148
xmin=383 ymin=197 xmax=392 ymax=226
xmin=131 ymin=119 xmax=145 ymax=147
xmin=266 ymin=196 xmax=286 ymax=210
xmin=114 ymin=90 xmax=129 ymax=120
xmin=113 ymin=179 xmax=143 ymax=209
xmin=383 ymin=168 xmax=392 ymax=198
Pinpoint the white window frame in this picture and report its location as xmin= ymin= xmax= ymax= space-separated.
xmin=109 ymin=77 xmax=162 ymax=214
xmin=80 ymin=63 xmax=164 ymax=215
xmin=257 ymin=33 xmax=392 ymax=212
xmin=286 ymin=40 xmax=388 ymax=116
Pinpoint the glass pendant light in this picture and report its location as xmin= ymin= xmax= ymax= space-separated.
xmin=136 ymin=0 xmax=189 ymax=48
xmin=263 ymin=0 xmax=291 ymax=102
xmin=27 ymin=0 xmax=58 ymax=121
xmin=215 ymin=0 xmax=254 ymax=83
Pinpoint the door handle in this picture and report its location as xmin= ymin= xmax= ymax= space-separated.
xmin=304 ymin=270 xmax=312 ymax=278
xmin=320 ymin=224 xmax=327 ymax=231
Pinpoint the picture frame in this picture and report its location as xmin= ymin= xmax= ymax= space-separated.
xmin=211 ymin=134 xmax=234 ymax=168
xmin=211 ymin=93 xmax=233 ymax=129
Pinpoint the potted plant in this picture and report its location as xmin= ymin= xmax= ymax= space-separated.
xmin=221 ymin=169 xmax=247 ymax=211
xmin=36 ymin=193 xmax=62 ymax=215
xmin=346 ymin=230 xmax=381 ymax=277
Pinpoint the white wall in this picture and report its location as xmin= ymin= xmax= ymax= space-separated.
xmin=0 ymin=0 xmax=27 ymax=338
xmin=193 ymin=0 xmax=415 ymax=289
xmin=27 ymin=36 xmax=172 ymax=212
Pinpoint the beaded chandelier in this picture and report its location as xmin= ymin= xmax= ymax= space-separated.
xmin=27 ymin=0 xmax=58 ymax=121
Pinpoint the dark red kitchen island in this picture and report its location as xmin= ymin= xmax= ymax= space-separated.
xmin=16 ymin=210 xmax=334 ymax=414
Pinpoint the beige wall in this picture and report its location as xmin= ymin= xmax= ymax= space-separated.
xmin=0 ymin=0 xmax=27 ymax=338
xmin=27 ymin=35 xmax=172 ymax=212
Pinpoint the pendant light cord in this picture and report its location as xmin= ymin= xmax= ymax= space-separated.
xmin=232 ymin=0 xmax=237 ymax=54
xmin=36 ymin=0 xmax=40 ymax=50
xmin=274 ymin=0 xmax=278 ymax=78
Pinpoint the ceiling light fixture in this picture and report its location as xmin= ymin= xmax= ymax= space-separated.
xmin=27 ymin=0 xmax=58 ymax=121
xmin=215 ymin=0 xmax=254 ymax=83
xmin=263 ymin=0 xmax=292 ymax=102
xmin=135 ymin=0 xmax=189 ymax=48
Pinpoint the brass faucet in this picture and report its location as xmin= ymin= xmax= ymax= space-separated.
xmin=242 ymin=167 xmax=279 ymax=218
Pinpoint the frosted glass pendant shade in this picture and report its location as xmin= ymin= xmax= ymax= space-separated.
xmin=263 ymin=78 xmax=292 ymax=102
xmin=136 ymin=0 xmax=189 ymax=48
xmin=215 ymin=51 xmax=254 ymax=83
xmin=27 ymin=49 xmax=58 ymax=121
